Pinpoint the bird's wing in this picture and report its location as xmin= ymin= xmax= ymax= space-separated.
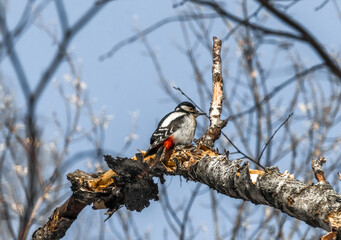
xmin=145 ymin=112 xmax=186 ymax=157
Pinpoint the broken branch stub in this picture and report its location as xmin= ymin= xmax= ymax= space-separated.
xmin=198 ymin=36 xmax=228 ymax=148
xmin=312 ymin=156 xmax=327 ymax=182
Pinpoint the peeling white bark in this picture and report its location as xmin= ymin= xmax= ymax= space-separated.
xmin=198 ymin=37 xmax=228 ymax=148
xmin=187 ymin=156 xmax=341 ymax=232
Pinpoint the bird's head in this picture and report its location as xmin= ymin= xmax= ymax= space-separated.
xmin=175 ymin=102 xmax=205 ymax=117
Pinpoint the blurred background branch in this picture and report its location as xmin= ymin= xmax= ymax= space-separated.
xmin=0 ymin=0 xmax=340 ymax=239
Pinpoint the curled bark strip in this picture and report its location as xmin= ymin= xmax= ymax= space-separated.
xmin=198 ymin=36 xmax=228 ymax=148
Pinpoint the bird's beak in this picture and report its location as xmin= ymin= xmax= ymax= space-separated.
xmin=195 ymin=110 xmax=205 ymax=116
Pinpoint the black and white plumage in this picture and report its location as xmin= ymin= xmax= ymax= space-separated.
xmin=144 ymin=102 xmax=204 ymax=161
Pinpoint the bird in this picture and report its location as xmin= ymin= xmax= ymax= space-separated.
xmin=144 ymin=101 xmax=204 ymax=167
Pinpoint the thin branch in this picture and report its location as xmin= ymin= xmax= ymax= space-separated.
xmin=141 ymin=36 xmax=180 ymax=102
xmin=0 ymin=5 xmax=31 ymax=99
xmin=0 ymin=0 xmax=52 ymax=61
xmin=0 ymin=132 xmax=15 ymax=239
xmin=173 ymin=86 xmax=261 ymax=168
xmin=231 ymin=201 xmax=246 ymax=240
xmin=160 ymin=184 xmax=181 ymax=235
xmin=179 ymin=184 xmax=201 ymax=240
xmin=173 ymin=86 xmax=207 ymax=116
xmin=33 ymin=0 xmax=111 ymax=104
xmin=315 ymin=0 xmax=330 ymax=11
xmin=210 ymin=189 xmax=222 ymax=240
xmin=54 ymin=0 xmax=69 ymax=33
xmin=189 ymin=0 xmax=303 ymax=41
xmin=99 ymin=13 xmax=220 ymax=61
xmin=257 ymin=113 xmax=293 ymax=163
xmin=257 ymin=0 xmax=341 ymax=79
xmin=230 ymin=63 xmax=325 ymax=120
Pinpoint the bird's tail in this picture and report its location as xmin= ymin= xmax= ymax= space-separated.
xmin=155 ymin=146 xmax=164 ymax=164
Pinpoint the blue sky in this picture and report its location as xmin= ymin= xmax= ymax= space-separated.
xmin=2 ymin=0 xmax=341 ymax=239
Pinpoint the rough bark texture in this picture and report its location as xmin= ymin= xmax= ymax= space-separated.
xmin=32 ymin=156 xmax=159 ymax=240
xmin=32 ymin=36 xmax=341 ymax=239
xmin=32 ymin=146 xmax=341 ymax=239
xmin=32 ymin=195 xmax=87 ymax=240
xmin=312 ymin=156 xmax=327 ymax=182
xmin=185 ymin=153 xmax=341 ymax=232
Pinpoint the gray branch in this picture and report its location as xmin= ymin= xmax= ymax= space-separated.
xmin=32 ymin=150 xmax=341 ymax=239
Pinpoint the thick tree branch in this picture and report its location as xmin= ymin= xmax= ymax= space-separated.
xmin=32 ymin=36 xmax=341 ymax=239
xmin=33 ymin=147 xmax=341 ymax=239
xmin=32 ymin=194 xmax=87 ymax=240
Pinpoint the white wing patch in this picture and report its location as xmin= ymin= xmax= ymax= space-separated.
xmin=160 ymin=112 xmax=186 ymax=128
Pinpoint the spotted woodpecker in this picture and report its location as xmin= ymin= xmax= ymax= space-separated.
xmin=144 ymin=102 xmax=204 ymax=164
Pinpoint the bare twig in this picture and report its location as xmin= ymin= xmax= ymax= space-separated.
xmin=0 ymin=5 xmax=31 ymax=99
xmin=99 ymin=13 xmax=220 ymax=61
xmin=257 ymin=0 xmax=341 ymax=79
xmin=141 ymin=36 xmax=180 ymax=102
xmin=257 ymin=113 xmax=293 ymax=163
xmin=54 ymin=0 xmax=69 ymax=33
xmin=221 ymin=131 xmax=264 ymax=170
xmin=179 ymin=184 xmax=201 ymax=240
xmin=231 ymin=202 xmax=246 ymax=240
xmin=190 ymin=0 xmax=303 ymax=41
xmin=315 ymin=0 xmax=330 ymax=11
xmin=173 ymin=86 xmax=262 ymax=168
xmin=33 ymin=1 xmax=111 ymax=103
xmin=0 ymin=132 xmax=15 ymax=239
xmin=173 ymin=86 xmax=207 ymax=116
xmin=160 ymin=184 xmax=181 ymax=236
xmin=210 ymin=189 xmax=222 ymax=240
xmin=229 ymin=64 xmax=325 ymax=120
